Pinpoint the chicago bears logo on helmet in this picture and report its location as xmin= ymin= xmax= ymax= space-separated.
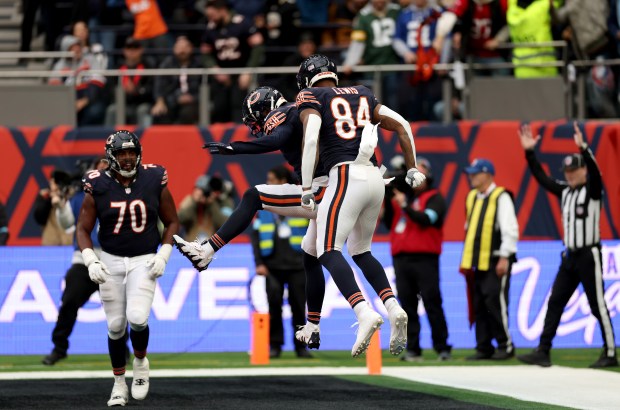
xmin=241 ymin=86 xmax=287 ymax=136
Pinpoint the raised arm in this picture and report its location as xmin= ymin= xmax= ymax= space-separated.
xmin=518 ymin=124 xmax=566 ymax=197
xmin=574 ymin=121 xmax=603 ymax=199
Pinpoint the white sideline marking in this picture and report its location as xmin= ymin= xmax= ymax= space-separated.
xmin=383 ymin=366 xmax=620 ymax=410
xmin=2 ymin=366 xmax=619 ymax=409
xmin=0 ymin=367 xmax=368 ymax=380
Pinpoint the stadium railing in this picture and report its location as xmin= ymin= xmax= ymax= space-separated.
xmin=0 ymin=41 xmax=615 ymax=125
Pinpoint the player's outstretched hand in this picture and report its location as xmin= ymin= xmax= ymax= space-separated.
xmin=301 ymin=190 xmax=316 ymax=212
xmin=88 ymin=260 xmax=110 ymax=284
xmin=405 ymin=167 xmax=426 ymax=188
xmin=203 ymin=142 xmax=234 ymax=155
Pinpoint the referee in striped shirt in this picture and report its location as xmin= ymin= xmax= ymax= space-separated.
xmin=516 ymin=122 xmax=617 ymax=368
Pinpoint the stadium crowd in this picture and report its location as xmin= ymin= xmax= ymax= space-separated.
xmin=17 ymin=0 xmax=620 ymax=125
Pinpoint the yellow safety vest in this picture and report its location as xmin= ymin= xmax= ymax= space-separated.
xmin=507 ymin=0 xmax=559 ymax=78
xmin=460 ymin=187 xmax=506 ymax=271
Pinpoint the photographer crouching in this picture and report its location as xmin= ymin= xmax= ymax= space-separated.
xmin=383 ymin=155 xmax=452 ymax=362
xmin=34 ymin=168 xmax=77 ymax=246
xmin=177 ymin=174 xmax=235 ymax=243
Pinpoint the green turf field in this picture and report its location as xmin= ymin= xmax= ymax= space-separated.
xmin=1 ymin=348 xmax=618 ymax=373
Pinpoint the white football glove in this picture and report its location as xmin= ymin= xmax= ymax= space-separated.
xmin=146 ymin=244 xmax=172 ymax=279
xmin=405 ymin=167 xmax=426 ymax=188
xmin=301 ymin=190 xmax=316 ymax=212
xmin=82 ymin=248 xmax=110 ymax=284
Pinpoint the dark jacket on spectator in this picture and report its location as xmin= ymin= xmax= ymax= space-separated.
xmin=154 ymin=55 xmax=202 ymax=112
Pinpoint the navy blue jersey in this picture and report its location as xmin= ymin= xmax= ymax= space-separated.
xmin=296 ymin=85 xmax=379 ymax=172
xmin=82 ymin=164 xmax=167 ymax=257
xmin=202 ymin=14 xmax=258 ymax=68
xmin=231 ymin=103 xmax=327 ymax=181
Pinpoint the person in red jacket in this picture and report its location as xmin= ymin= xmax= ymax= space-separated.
xmin=383 ymin=156 xmax=451 ymax=362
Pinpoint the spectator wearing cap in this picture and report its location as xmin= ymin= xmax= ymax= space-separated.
xmin=105 ymin=37 xmax=155 ymax=127
xmin=460 ymin=157 xmax=518 ymax=361
xmin=516 ymin=123 xmax=617 ymax=368
xmin=177 ymin=174 xmax=235 ymax=243
xmin=48 ymin=35 xmax=108 ymax=126
xmin=383 ymin=155 xmax=452 ymax=362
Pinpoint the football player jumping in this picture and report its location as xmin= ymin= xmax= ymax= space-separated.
xmin=296 ymin=54 xmax=425 ymax=357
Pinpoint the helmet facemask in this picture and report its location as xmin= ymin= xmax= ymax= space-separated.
xmin=105 ymin=130 xmax=142 ymax=178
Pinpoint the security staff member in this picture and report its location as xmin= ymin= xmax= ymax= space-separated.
xmin=383 ymin=156 xmax=452 ymax=362
xmin=516 ymin=123 xmax=617 ymax=368
xmin=251 ymin=166 xmax=312 ymax=359
xmin=460 ymin=158 xmax=519 ymax=361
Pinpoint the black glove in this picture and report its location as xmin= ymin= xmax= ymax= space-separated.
xmin=203 ymin=142 xmax=234 ymax=155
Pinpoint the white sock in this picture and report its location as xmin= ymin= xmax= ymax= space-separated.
xmin=384 ymin=298 xmax=399 ymax=312
xmin=202 ymin=242 xmax=215 ymax=259
xmin=114 ymin=375 xmax=126 ymax=384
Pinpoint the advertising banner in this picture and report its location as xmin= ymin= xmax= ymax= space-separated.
xmin=1 ymin=241 xmax=618 ymax=355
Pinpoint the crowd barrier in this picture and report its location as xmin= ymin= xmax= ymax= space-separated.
xmin=0 ymin=122 xmax=618 ymax=245
xmin=1 ymin=241 xmax=618 ymax=355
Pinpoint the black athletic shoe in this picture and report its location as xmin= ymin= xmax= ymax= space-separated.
xmin=491 ymin=349 xmax=515 ymax=360
xmin=517 ymin=349 xmax=551 ymax=367
xmin=42 ymin=350 xmax=67 ymax=366
xmin=269 ymin=347 xmax=281 ymax=358
xmin=465 ymin=351 xmax=493 ymax=361
xmin=296 ymin=348 xmax=313 ymax=359
xmin=589 ymin=353 xmax=619 ymax=369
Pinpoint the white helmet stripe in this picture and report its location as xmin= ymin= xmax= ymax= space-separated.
xmin=309 ymin=72 xmax=338 ymax=87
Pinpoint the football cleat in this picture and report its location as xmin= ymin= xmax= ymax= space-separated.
xmin=172 ymin=235 xmax=213 ymax=271
xmin=387 ymin=305 xmax=408 ymax=355
xmin=351 ymin=309 xmax=384 ymax=358
xmin=107 ymin=381 xmax=129 ymax=407
xmin=131 ymin=357 xmax=150 ymax=400
xmin=295 ymin=323 xmax=321 ymax=350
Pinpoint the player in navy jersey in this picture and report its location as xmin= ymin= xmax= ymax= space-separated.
xmin=174 ymin=87 xmax=326 ymax=348
xmin=296 ymin=54 xmax=426 ymax=357
xmin=77 ymin=130 xmax=179 ymax=406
